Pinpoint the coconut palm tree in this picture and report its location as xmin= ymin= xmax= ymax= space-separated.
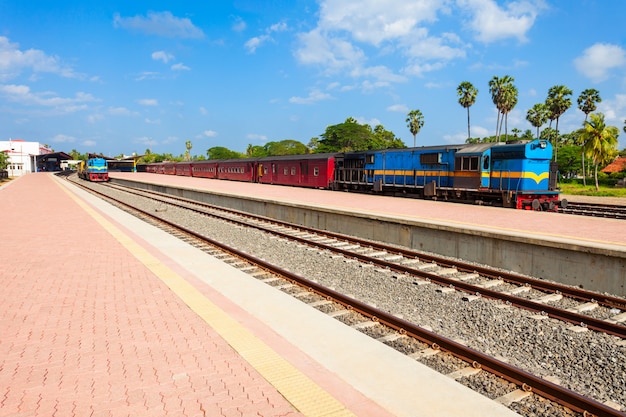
xmin=577 ymin=89 xmax=602 ymax=185
xmin=579 ymin=113 xmax=619 ymax=191
xmin=546 ymin=85 xmax=573 ymax=160
xmin=499 ymin=83 xmax=518 ymax=141
xmin=457 ymin=81 xmax=478 ymax=141
xmin=406 ymin=110 xmax=424 ymax=147
xmin=488 ymin=75 xmax=515 ymax=141
xmin=526 ymin=103 xmax=549 ymax=139
xmin=185 ymin=140 xmax=193 ymax=161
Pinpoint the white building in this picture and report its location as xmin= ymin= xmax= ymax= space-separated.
xmin=0 ymin=139 xmax=53 ymax=176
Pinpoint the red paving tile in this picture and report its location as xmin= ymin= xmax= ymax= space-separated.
xmin=0 ymin=174 xmax=302 ymax=416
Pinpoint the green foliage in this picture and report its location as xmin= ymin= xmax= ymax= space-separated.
xmin=406 ymin=110 xmax=424 ymax=147
xmin=556 ymin=145 xmax=582 ymax=178
xmin=0 ymin=151 xmax=9 ymax=170
xmin=206 ymin=146 xmax=244 ymax=160
xmin=264 ymin=140 xmax=309 ymax=156
xmin=315 ymin=117 xmax=404 ymax=153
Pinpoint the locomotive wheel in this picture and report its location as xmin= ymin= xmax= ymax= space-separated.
xmin=531 ymin=199 xmax=541 ymax=210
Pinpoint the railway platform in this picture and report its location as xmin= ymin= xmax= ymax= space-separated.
xmin=0 ymin=172 xmax=520 ymax=416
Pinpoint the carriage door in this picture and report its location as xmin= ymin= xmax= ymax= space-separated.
xmin=481 ymin=150 xmax=491 ymax=188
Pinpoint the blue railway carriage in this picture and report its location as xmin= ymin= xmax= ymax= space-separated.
xmin=78 ymin=157 xmax=109 ymax=182
xmin=332 ymin=140 xmax=564 ymax=210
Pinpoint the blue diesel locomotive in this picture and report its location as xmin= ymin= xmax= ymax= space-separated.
xmin=332 ymin=139 xmax=565 ymax=210
xmin=78 ymin=157 xmax=109 ymax=182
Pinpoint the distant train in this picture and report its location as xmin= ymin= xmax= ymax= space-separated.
xmin=140 ymin=139 xmax=567 ymax=211
xmin=78 ymin=157 xmax=109 ymax=182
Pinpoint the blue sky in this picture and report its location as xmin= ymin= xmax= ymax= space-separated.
xmin=1 ymin=0 xmax=625 ymax=157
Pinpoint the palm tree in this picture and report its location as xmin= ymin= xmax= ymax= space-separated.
xmin=526 ymin=103 xmax=549 ymax=139
xmin=185 ymin=140 xmax=192 ymax=161
xmin=546 ymin=85 xmax=573 ymax=160
xmin=488 ymin=75 xmax=515 ymax=141
xmin=577 ymin=89 xmax=602 ymax=186
xmin=499 ymin=83 xmax=518 ymax=141
xmin=457 ymin=81 xmax=478 ymax=140
xmin=579 ymin=113 xmax=619 ymax=191
xmin=406 ymin=110 xmax=424 ymax=147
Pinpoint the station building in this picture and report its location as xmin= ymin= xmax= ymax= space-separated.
xmin=0 ymin=139 xmax=71 ymax=176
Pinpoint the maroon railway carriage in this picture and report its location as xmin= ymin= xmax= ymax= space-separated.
xmin=175 ymin=162 xmax=192 ymax=176
xmin=214 ymin=159 xmax=257 ymax=182
xmin=190 ymin=160 xmax=219 ymax=179
xmin=256 ymin=153 xmax=336 ymax=188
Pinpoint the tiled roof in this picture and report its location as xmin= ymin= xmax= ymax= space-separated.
xmin=601 ymin=156 xmax=626 ymax=173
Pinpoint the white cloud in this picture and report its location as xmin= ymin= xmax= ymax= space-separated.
xmin=108 ymin=106 xmax=135 ymax=116
xmin=244 ymin=21 xmax=288 ymax=53
xmin=113 ymin=11 xmax=204 ymax=38
xmin=137 ymin=98 xmax=158 ymax=106
xmin=457 ymin=0 xmax=545 ymax=43
xmin=574 ymin=43 xmax=626 ymax=83
xmin=199 ymin=107 xmax=208 ymax=115
xmin=0 ymin=36 xmax=79 ymax=81
xmin=232 ymin=16 xmax=247 ymax=32
xmin=289 ymin=88 xmax=333 ymax=104
xmin=387 ymin=104 xmax=409 ymax=113
xmin=203 ymin=130 xmax=217 ymax=137
xmin=247 ymin=133 xmax=267 ymax=141
xmin=0 ymin=83 xmax=97 ymax=112
xmin=152 ymin=50 xmax=174 ymax=63
xmin=51 ymin=134 xmax=76 ymax=143
xmin=171 ymin=63 xmax=190 ymax=71
xmin=145 ymin=118 xmax=161 ymax=124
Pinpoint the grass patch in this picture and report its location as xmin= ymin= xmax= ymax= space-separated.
xmin=559 ymin=182 xmax=626 ymax=197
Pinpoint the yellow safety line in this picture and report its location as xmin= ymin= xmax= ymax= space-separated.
xmin=57 ymin=179 xmax=355 ymax=417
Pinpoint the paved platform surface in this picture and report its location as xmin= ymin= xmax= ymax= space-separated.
xmin=0 ymin=172 xmax=521 ymax=416
xmin=111 ymin=172 xmax=626 ymax=249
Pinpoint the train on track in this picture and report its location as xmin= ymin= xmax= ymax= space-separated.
xmin=140 ymin=139 xmax=567 ymax=211
xmin=78 ymin=157 xmax=109 ymax=182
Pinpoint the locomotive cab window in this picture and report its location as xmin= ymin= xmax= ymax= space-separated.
xmin=483 ymin=156 xmax=490 ymax=170
xmin=458 ymin=156 xmax=479 ymax=171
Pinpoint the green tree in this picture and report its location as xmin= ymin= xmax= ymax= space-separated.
xmin=526 ymin=103 xmax=549 ymax=139
xmin=206 ymin=147 xmax=243 ymax=160
xmin=457 ymin=81 xmax=477 ymax=140
xmin=316 ymin=117 xmax=373 ymax=153
xmin=184 ymin=140 xmax=192 ymax=161
xmin=577 ymin=89 xmax=602 ymax=185
xmin=0 ymin=151 xmax=9 ymax=170
xmin=546 ymin=85 xmax=573 ymax=161
xmin=246 ymin=144 xmax=267 ymax=157
xmin=264 ymin=140 xmax=309 ymax=156
xmin=556 ymin=144 xmax=582 ymax=179
xmin=371 ymin=125 xmax=405 ymax=149
xmin=579 ymin=113 xmax=619 ymax=191
xmin=488 ymin=75 xmax=515 ymax=141
xmin=406 ymin=110 xmax=424 ymax=147
xmin=499 ymin=83 xmax=518 ymax=141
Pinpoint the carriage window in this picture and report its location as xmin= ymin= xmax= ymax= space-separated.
xmin=291 ymin=167 xmax=296 ymax=175
xmin=284 ymin=167 xmax=289 ymax=175
xmin=313 ymin=167 xmax=319 ymax=176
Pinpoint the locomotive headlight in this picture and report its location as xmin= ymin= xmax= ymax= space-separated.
xmin=539 ymin=140 xmax=547 ymax=149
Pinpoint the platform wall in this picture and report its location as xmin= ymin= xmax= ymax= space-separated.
xmin=112 ymin=178 xmax=626 ymax=297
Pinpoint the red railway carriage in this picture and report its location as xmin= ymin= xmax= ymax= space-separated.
xmin=162 ymin=162 xmax=177 ymax=175
xmin=215 ymin=159 xmax=257 ymax=182
xmin=256 ymin=153 xmax=336 ymax=188
xmin=191 ymin=160 xmax=219 ymax=179
xmin=175 ymin=162 xmax=192 ymax=176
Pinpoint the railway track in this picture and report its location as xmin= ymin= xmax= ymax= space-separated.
xmin=67 ymin=176 xmax=626 ymax=417
xmin=560 ymin=202 xmax=626 ymax=220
